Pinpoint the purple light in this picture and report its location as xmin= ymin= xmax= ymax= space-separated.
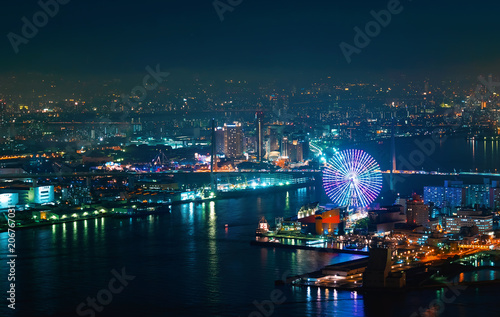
xmin=323 ymin=149 xmax=382 ymax=208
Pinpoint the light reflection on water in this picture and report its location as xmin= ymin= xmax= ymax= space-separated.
xmin=0 ymin=182 xmax=498 ymax=316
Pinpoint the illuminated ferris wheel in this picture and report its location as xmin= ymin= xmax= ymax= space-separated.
xmin=323 ymin=149 xmax=382 ymax=208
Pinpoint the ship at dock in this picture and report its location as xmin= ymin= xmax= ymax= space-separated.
xmin=112 ymin=202 xmax=171 ymax=218
xmin=256 ymin=216 xmax=270 ymax=236
xmin=255 ymin=202 xmax=342 ymax=237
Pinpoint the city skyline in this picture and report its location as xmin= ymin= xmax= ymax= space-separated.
xmin=2 ymin=1 xmax=500 ymax=317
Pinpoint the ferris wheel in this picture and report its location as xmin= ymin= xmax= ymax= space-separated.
xmin=323 ymin=149 xmax=382 ymax=208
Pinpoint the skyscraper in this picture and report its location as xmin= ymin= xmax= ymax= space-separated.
xmin=224 ymin=122 xmax=243 ymax=158
xmin=215 ymin=127 xmax=225 ymax=155
xmin=255 ymin=111 xmax=264 ymax=161
xmin=288 ymin=140 xmax=303 ymax=163
xmin=280 ymin=136 xmax=289 ymax=158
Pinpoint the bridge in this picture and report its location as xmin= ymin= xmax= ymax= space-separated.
xmin=381 ymin=170 xmax=500 ymax=177
xmin=0 ymin=170 xmax=322 ymax=179
xmin=1 ymin=169 xmax=500 ymax=180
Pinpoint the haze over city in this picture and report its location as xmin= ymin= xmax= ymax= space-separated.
xmin=1 ymin=1 xmax=500 ymax=317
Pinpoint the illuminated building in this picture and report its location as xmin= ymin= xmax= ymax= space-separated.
xmin=0 ymin=185 xmax=55 ymax=205
xmin=215 ymin=127 xmax=225 ymax=155
xmin=216 ymin=123 xmax=243 ymax=158
xmin=288 ymin=140 xmax=303 ymax=163
xmin=280 ymin=137 xmax=304 ymax=162
xmin=465 ymin=184 xmax=490 ymax=208
xmin=255 ymin=111 xmax=264 ymax=161
xmin=0 ymin=193 xmax=19 ymax=209
xmin=406 ymin=194 xmax=429 ymax=226
xmin=490 ymin=185 xmax=500 ymax=210
xmin=425 ymin=180 xmax=495 ymax=213
xmin=280 ymin=136 xmax=289 ymax=158
xmin=444 ymin=209 xmax=494 ymax=235
xmin=392 ymin=226 xmax=431 ymax=245
xmin=224 ymin=122 xmax=243 ymax=158
xmin=298 ymin=204 xmax=340 ymax=235
xmin=267 ymin=125 xmax=282 ymax=152
xmin=424 ymin=183 xmax=464 ymax=214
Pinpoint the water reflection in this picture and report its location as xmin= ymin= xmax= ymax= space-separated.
xmin=206 ymin=201 xmax=220 ymax=304
xmin=62 ymin=223 xmax=66 ymax=241
xmin=83 ymin=220 xmax=88 ymax=247
xmin=471 ymin=139 xmax=476 ymax=166
xmin=285 ymin=191 xmax=290 ymax=211
xmin=5 ymin=185 xmax=499 ymax=317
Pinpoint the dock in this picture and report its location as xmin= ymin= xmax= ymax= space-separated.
xmin=250 ymin=240 xmax=370 ymax=255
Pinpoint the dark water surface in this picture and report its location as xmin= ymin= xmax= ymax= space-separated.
xmin=1 ymin=187 xmax=498 ymax=317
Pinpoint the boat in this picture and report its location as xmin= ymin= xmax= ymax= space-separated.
xmin=256 ymin=216 xmax=270 ymax=236
xmin=113 ymin=203 xmax=170 ymax=218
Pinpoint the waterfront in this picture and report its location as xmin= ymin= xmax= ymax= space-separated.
xmin=1 ymin=184 xmax=499 ymax=317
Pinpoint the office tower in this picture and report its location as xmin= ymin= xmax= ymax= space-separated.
xmin=215 ymin=126 xmax=225 ymax=155
xmin=268 ymin=127 xmax=280 ymax=152
xmin=224 ymin=122 xmax=243 ymax=158
xmin=288 ymin=140 xmax=303 ymax=163
xmin=280 ymin=136 xmax=289 ymax=158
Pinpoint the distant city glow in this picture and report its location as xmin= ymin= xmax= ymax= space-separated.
xmin=323 ymin=149 xmax=382 ymax=208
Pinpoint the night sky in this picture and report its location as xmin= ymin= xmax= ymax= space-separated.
xmin=1 ymin=0 xmax=500 ymax=81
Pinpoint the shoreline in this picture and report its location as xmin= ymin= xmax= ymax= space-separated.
xmin=0 ymin=181 xmax=315 ymax=233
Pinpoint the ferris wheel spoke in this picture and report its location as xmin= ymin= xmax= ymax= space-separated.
xmin=324 ymin=149 xmax=382 ymax=208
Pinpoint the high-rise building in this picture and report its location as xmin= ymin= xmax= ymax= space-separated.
xmin=280 ymin=136 xmax=289 ymax=158
xmin=406 ymin=194 xmax=429 ymax=226
xmin=215 ymin=123 xmax=243 ymax=158
xmin=490 ymin=181 xmax=500 ymax=210
xmin=465 ymin=184 xmax=489 ymax=208
xmin=424 ymin=181 xmax=466 ymax=214
xmin=224 ymin=122 xmax=243 ymax=158
xmin=425 ymin=180 xmax=494 ymax=212
xmin=267 ymin=125 xmax=283 ymax=152
xmin=255 ymin=111 xmax=264 ymax=161
xmin=215 ymin=127 xmax=225 ymax=155
xmin=288 ymin=140 xmax=303 ymax=163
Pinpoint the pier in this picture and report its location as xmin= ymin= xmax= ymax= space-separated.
xmin=250 ymin=240 xmax=370 ymax=255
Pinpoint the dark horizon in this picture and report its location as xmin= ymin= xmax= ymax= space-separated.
xmin=2 ymin=0 xmax=500 ymax=81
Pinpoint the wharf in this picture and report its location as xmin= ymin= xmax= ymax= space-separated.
xmin=250 ymin=240 xmax=370 ymax=255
